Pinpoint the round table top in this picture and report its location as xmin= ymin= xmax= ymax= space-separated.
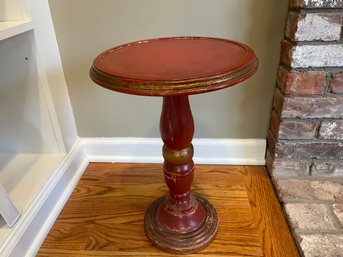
xmin=90 ymin=37 xmax=258 ymax=96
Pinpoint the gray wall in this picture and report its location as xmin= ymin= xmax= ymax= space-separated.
xmin=48 ymin=0 xmax=288 ymax=139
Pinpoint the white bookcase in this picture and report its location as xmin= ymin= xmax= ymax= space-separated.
xmin=0 ymin=1 xmax=87 ymax=256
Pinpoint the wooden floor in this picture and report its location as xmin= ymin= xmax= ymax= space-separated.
xmin=37 ymin=163 xmax=299 ymax=257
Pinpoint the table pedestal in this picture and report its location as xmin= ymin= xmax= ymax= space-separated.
xmin=144 ymin=96 xmax=218 ymax=254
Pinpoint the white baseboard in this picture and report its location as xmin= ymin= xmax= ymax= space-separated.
xmin=83 ymin=137 xmax=266 ymax=165
xmin=3 ymin=139 xmax=89 ymax=257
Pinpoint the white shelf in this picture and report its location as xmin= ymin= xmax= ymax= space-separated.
xmin=0 ymin=1 xmax=80 ymax=255
xmin=0 ymin=153 xmax=65 ymax=245
xmin=0 ymin=21 xmax=33 ymax=41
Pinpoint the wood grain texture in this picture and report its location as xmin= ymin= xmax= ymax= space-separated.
xmin=241 ymin=166 xmax=299 ymax=257
xmin=37 ymin=163 xmax=299 ymax=257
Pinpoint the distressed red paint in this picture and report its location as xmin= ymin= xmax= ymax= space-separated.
xmin=158 ymin=96 xmax=206 ymax=232
xmin=90 ymin=37 xmax=258 ymax=96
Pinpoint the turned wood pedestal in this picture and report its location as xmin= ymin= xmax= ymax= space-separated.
xmin=90 ymin=37 xmax=258 ymax=254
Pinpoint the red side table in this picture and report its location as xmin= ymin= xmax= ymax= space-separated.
xmin=90 ymin=37 xmax=258 ymax=254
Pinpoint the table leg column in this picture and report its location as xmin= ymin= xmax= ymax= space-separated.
xmin=144 ymin=95 xmax=218 ymax=254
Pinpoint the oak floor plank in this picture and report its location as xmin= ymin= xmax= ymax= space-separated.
xmin=38 ymin=163 xmax=298 ymax=257
xmin=241 ymin=166 xmax=299 ymax=257
xmin=39 ymin=222 xmax=94 ymax=250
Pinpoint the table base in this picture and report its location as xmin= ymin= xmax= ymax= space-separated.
xmin=144 ymin=194 xmax=218 ymax=254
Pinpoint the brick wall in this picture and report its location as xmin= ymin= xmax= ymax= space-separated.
xmin=266 ymin=0 xmax=343 ymax=256
xmin=268 ymin=1 xmax=343 ymax=178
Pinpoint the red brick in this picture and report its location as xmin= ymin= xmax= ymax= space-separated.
xmin=266 ymin=150 xmax=274 ymax=176
xmin=284 ymin=203 xmax=337 ymax=231
xmin=267 ymin=151 xmax=310 ymax=177
xmin=330 ymin=72 xmax=343 ymax=94
xmin=268 ymin=111 xmax=316 ymax=141
xmin=272 ymin=88 xmax=284 ymax=116
xmin=274 ymin=179 xmax=343 ymax=202
xmin=290 ymin=0 xmax=343 ymax=8
xmin=267 ymin=131 xmax=277 ymax=158
xmin=269 ymin=111 xmax=281 ymax=139
xmin=281 ymin=96 xmax=343 ymax=118
xmin=277 ymin=67 xmax=326 ymax=95
xmin=311 ymin=162 xmax=343 ymax=177
xmin=274 ymin=140 xmax=343 ymax=160
xmin=272 ymin=161 xmax=310 ymax=176
xmin=297 ymin=234 xmax=343 ymax=257
xmin=319 ymin=120 xmax=343 ymax=139
xmin=285 ymin=12 xmax=299 ymax=41
xmin=280 ymin=40 xmax=294 ymax=67
xmin=279 ymin=120 xmax=318 ymax=140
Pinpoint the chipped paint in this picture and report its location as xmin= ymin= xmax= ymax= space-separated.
xmin=320 ymin=122 xmax=337 ymax=137
xmin=304 ymin=0 xmax=343 ymax=7
xmin=296 ymin=14 xmax=342 ymax=41
xmin=319 ymin=121 xmax=343 ymax=139
xmin=291 ymin=45 xmax=343 ymax=68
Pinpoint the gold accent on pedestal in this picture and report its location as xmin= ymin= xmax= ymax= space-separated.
xmin=162 ymin=144 xmax=194 ymax=165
